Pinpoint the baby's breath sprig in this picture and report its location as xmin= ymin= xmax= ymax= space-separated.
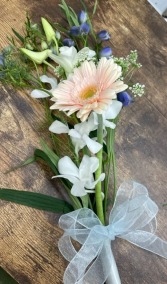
xmin=129 ymin=83 xmax=145 ymax=97
xmin=113 ymin=50 xmax=142 ymax=79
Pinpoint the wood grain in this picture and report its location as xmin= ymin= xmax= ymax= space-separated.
xmin=0 ymin=0 xmax=167 ymax=283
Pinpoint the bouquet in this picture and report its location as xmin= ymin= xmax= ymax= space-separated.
xmin=0 ymin=1 xmax=167 ymax=283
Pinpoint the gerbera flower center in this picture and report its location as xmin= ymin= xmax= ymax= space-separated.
xmin=80 ymin=86 xmax=97 ymax=100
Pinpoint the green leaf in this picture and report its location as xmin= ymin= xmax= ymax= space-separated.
xmin=92 ymin=0 xmax=98 ymax=15
xmin=5 ymin=156 xmax=36 ymax=173
xmin=12 ymin=28 xmax=24 ymax=43
xmin=6 ymin=142 xmax=59 ymax=174
xmin=69 ymin=7 xmax=79 ymax=26
xmin=0 ymin=267 xmax=18 ymax=284
xmin=34 ymin=148 xmax=58 ymax=174
xmin=0 ymin=188 xmax=73 ymax=213
xmin=59 ymin=0 xmax=74 ymax=27
xmin=40 ymin=139 xmax=59 ymax=168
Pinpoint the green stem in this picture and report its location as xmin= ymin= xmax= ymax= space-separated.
xmin=61 ymin=180 xmax=82 ymax=210
xmin=88 ymin=196 xmax=93 ymax=210
xmin=124 ymin=66 xmax=135 ymax=82
xmin=33 ymin=61 xmax=40 ymax=81
xmin=53 ymin=37 xmax=59 ymax=54
xmin=103 ymin=127 xmax=115 ymax=220
xmin=95 ymin=114 xmax=105 ymax=225
xmin=43 ymin=60 xmax=55 ymax=70
xmin=104 ymin=131 xmax=112 ymax=221
xmin=111 ymin=148 xmax=117 ymax=204
xmin=69 ymin=193 xmax=82 ymax=210
xmin=81 ymin=195 xmax=88 ymax=208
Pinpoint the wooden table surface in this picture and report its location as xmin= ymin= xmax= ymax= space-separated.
xmin=0 ymin=0 xmax=167 ymax=283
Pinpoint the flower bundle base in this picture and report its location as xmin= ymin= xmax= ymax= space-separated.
xmin=58 ymin=181 xmax=167 ymax=284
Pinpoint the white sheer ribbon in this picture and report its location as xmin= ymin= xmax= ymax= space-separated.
xmin=58 ymin=180 xmax=167 ymax=284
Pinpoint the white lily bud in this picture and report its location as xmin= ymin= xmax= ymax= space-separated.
xmin=41 ymin=17 xmax=55 ymax=44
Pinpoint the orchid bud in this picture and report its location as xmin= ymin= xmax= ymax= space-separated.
xmin=41 ymin=17 xmax=55 ymax=44
xmin=99 ymin=46 xmax=112 ymax=58
xmin=31 ymin=23 xmax=38 ymax=30
xmin=70 ymin=26 xmax=80 ymax=37
xmin=20 ymin=48 xmax=52 ymax=64
xmin=117 ymin=91 xmax=133 ymax=106
xmin=63 ymin=38 xmax=75 ymax=47
xmin=80 ymin=22 xmax=90 ymax=35
xmin=97 ymin=30 xmax=110 ymax=41
xmin=41 ymin=41 xmax=48 ymax=50
xmin=78 ymin=10 xmax=87 ymax=24
xmin=25 ymin=43 xmax=34 ymax=50
xmin=55 ymin=31 xmax=61 ymax=40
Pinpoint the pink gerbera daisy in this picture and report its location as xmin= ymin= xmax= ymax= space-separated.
xmin=50 ymin=57 xmax=128 ymax=121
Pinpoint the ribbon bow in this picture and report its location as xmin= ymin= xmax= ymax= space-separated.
xmin=58 ymin=181 xmax=167 ymax=284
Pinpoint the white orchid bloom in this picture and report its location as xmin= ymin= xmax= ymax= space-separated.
xmin=52 ymin=155 xmax=105 ymax=197
xmin=49 ymin=120 xmax=69 ymax=134
xmin=93 ymin=100 xmax=123 ymax=130
xmin=49 ymin=114 xmax=101 ymax=155
xmin=69 ymin=116 xmax=101 ymax=155
xmin=49 ymin=46 xmax=96 ymax=76
xmin=30 ymin=75 xmax=57 ymax=98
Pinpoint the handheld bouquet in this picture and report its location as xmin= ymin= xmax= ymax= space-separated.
xmin=0 ymin=1 xmax=167 ymax=283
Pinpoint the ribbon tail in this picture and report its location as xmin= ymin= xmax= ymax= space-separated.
xmin=104 ymin=240 xmax=121 ymax=284
xmin=75 ymin=240 xmax=121 ymax=284
xmin=63 ymin=241 xmax=103 ymax=284
xmin=58 ymin=235 xmax=77 ymax=262
xmin=121 ymin=231 xmax=167 ymax=259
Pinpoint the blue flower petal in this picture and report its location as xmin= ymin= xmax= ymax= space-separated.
xmin=117 ymin=91 xmax=133 ymax=106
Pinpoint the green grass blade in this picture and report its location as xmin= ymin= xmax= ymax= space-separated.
xmin=5 ymin=156 xmax=36 ymax=174
xmin=40 ymin=140 xmax=59 ymax=168
xmin=34 ymin=148 xmax=58 ymax=174
xmin=12 ymin=28 xmax=24 ymax=43
xmin=0 ymin=188 xmax=73 ymax=213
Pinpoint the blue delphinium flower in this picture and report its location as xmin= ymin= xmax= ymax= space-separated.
xmin=63 ymin=38 xmax=75 ymax=47
xmin=80 ymin=22 xmax=90 ymax=35
xmin=99 ymin=47 xmax=112 ymax=58
xmin=97 ymin=30 xmax=110 ymax=41
xmin=70 ymin=26 xmax=80 ymax=37
xmin=117 ymin=91 xmax=133 ymax=106
xmin=78 ymin=10 xmax=87 ymax=24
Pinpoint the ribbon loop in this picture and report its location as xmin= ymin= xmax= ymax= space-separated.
xmin=59 ymin=181 xmax=167 ymax=284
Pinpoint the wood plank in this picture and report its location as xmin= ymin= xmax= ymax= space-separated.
xmin=0 ymin=0 xmax=167 ymax=283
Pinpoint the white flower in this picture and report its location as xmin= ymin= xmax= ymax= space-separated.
xmin=52 ymin=155 xmax=105 ymax=197
xmin=49 ymin=114 xmax=102 ymax=155
xmin=93 ymin=100 xmax=123 ymax=130
xmin=49 ymin=46 xmax=96 ymax=76
xmin=30 ymin=75 xmax=57 ymax=98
